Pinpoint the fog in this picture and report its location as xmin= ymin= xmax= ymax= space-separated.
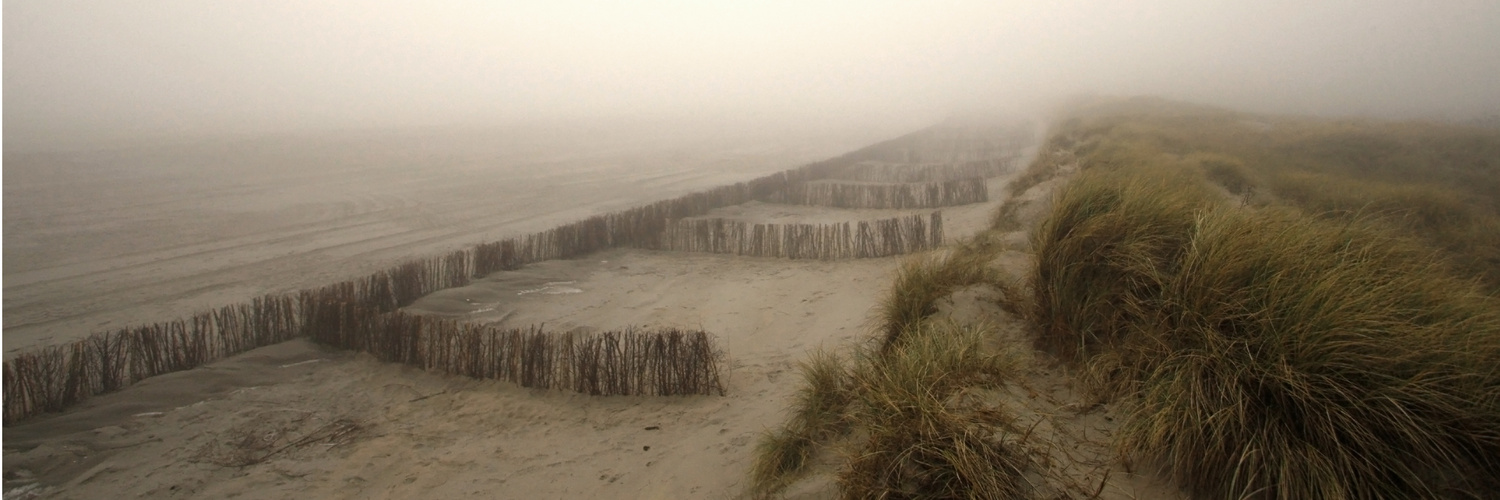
xmin=7 ymin=0 xmax=1500 ymax=151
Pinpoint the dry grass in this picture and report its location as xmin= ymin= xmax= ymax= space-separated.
xmin=837 ymin=322 xmax=1030 ymax=499
xmin=1030 ymin=164 xmax=1214 ymax=369
xmin=751 ymin=321 xmax=1031 ymax=499
xmin=1032 ymin=145 xmax=1500 ymax=498
xmin=1194 ymin=152 xmax=1256 ymax=197
xmin=752 ymin=227 xmax=1038 ymax=498
xmin=1040 ymin=95 xmax=1500 ymax=291
xmin=750 ymin=349 xmax=854 ymax=494
xmin=876 ymin=247 xmax=1008 ymax=353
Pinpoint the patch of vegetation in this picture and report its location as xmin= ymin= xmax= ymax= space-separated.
xmin=1030 ymin=99 xmax=1500 ymax=498
xmin=750 ymin=320 xmax=1028 ymax=498
xmin=751 ymin=238 xmax=1032 ymax=499
xmin=876 ymin=249 xmax=1003 ymax=353
xmin=837 ymin=321 xmax=1029 ymax=499
xmin=1043 ymin=96 xmax=1500 ymax=291
xmin=990 ymin=144 xmax=1068 ymax=231
xmin=750 ymin=349 xmax=853 ymax=493
xmin=1194 ymin=153 xmax=1256 ymax=196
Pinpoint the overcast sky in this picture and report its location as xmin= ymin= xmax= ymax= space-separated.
xmin=6 ymin=1 xmax=1500 ymax=150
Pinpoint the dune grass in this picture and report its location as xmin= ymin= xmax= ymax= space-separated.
xmin=1031 ymin=128 xmax=1500 ymax=498
xmin=1040 ymin=95 xmax=1500 ymax=291
xmin=876 ymin=247 xmax=1007 ymax=353
xmin=750 ymin=239 xmax=1031 ymax=498
xmin=837 ymin=321 xmax=1029 ymax=499
xmin=990 ymin=132 xmax=1079 ymax=233
xmin=756 ymin=97 xmax=1500 ymax=498
xmin=750 ymin=321 xmax=1028 ymax=498
xmin=750 ymin=349 xmax=854 ymax=493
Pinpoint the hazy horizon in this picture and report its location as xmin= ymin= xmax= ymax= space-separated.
xmin=7 ymin=1 xmax=1500 ymax=152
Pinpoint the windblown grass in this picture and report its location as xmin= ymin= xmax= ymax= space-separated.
xmin=1033 ymin=161 xmax=1500 ymax=498
xmin=877 ymin=246 xmax=1006 ymax=353
xmin=750 ymin=321 xmax=1029 ymax=498
xmin=989 ymin=147 xmax=1065 ymax=232
xmin=837 ymin=321 xmax=1028 ymax=499
xmin=1039 ymin=95 xmax=1500 ymax=291
xmin=1030 ymin=164 xmax=1215 ymax=367
xmin=750 ymin=349 xmax=853 ymax=494
xmin=1194 ymin=152 xmax=1256 ymax=197
xmin=750 ymin=218 xmax=1036 ymax=498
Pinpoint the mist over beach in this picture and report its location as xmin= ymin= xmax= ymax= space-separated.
xmin=5 ymin=2 xmax=1500 ymax=499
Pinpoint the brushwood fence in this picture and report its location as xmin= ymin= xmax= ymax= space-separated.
xmin=2 ymin=165 xmax=788 ymax=423
xmin=767 ymin=178 xmax=987 ymax=209
xmin=663 ymin=212 xmax=942 ymax=259
xmin=3 ymin=295 xmax=302 ymax=425
xmin=3 ymin=124 xmax=1030 ymax=424
xmin=468 ymin=162 xmax=835 ymax=276
xmin=304 ymin=302 xmax=723 ymax=396
xmin=827 ymin=158 xmax=1018 ymax=183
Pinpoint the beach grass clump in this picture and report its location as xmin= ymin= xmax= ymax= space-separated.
xmin=749 ymin=349 xmax=855 ymax=494
xmin=751 ymin=318 xmax=1031 ymax=497
xmin=876 ymin=247 xmax=1006 ymax=352
xmin=1005 ymin=137 xmax=1072 ymax=199
xmin=1032 ymin=162 xmax=1500 ymax=498
xmin=1268 ymin=169 xmax=1500 ymax=286
xmin=1029 ymin=164 xmax=1215 ymax=370
xmin=992 ymin=153 xmax=1065 ymax=231
xmin=837 ymin=321 xmax=1028 ymax=499
xmin=1038 ymin=96 xmax=1500 ymax=291
xmin=751 ymin=428 xmax=821 ymax=495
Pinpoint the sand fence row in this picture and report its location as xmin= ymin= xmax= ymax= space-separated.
xmin=0 ymin=152 xmax=856 ymax=424
xmin=664 ymin=212 xmax=943 ymax=260
xmin=3 ymin=295 xmax=303 ymax=424
xmin=3 ymin=286 xmax=727 ymax=423
xmin=3 ymin=128 xmax=1029 ymax=424
xmin=307 ymin=301 xmax=722 ymax=397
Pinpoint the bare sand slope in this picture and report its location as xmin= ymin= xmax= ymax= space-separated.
xmin=4 ymin=131 xmax=861 ymax=355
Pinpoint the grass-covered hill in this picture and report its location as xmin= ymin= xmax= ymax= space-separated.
xmin=1048 ymin=96 xmax=1500 ymax=290
xmin=1030 ymin=97 xmax=1500 ymax=498
xmin=752 ymin=97 xmax=1500 ymax=499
